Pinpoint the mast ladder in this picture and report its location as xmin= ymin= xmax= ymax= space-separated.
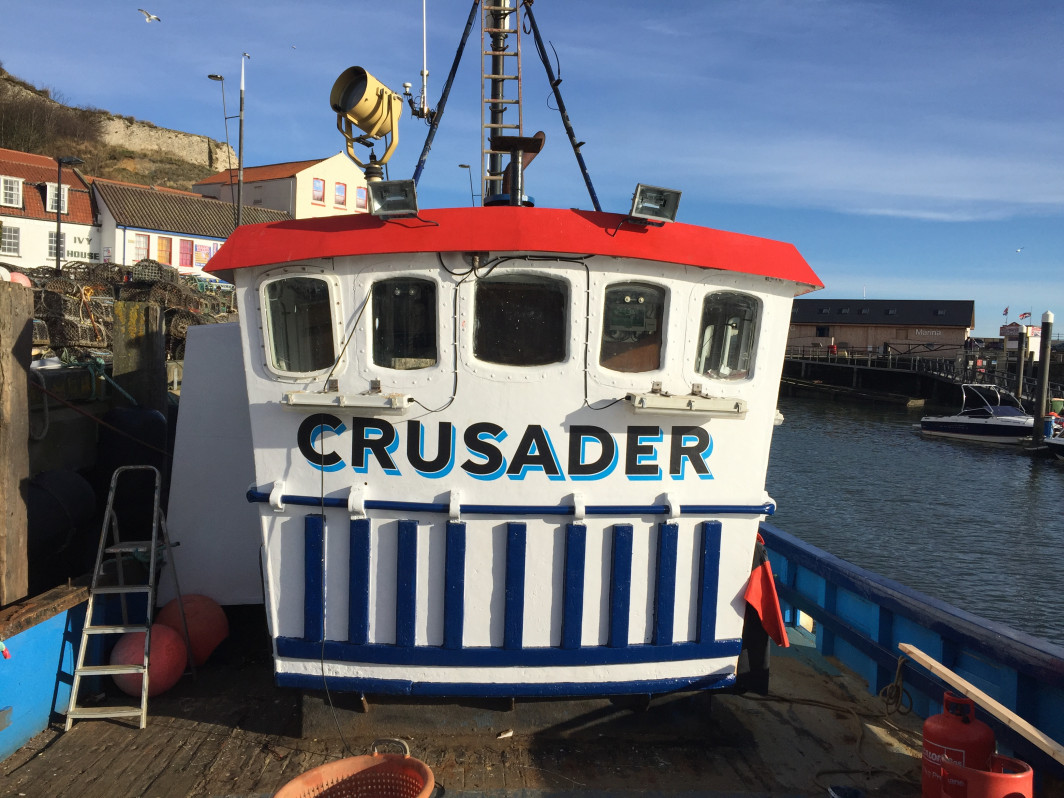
xmin=65 ymin=465 xmax=190 ymax=730
xmin=481 ymin=0 xmax=523 ymax=202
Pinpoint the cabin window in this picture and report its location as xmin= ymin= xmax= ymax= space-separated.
xmin=263 ymin=276 xmax=336 ymax=373
xmin=372 ymin=278 xmax=437 ymax=369
xmin=474 ymin=275 xmax=567 ymax=366
xmin=695 ymin=291 xmax=758 ymax=380
xmin=599 ymin=282 xmax=665 ymax=373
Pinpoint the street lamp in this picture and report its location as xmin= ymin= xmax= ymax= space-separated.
xmin=55 ymin=156 xmax=83 ymax=272
xmin=458 ymin=164 xmax=477 ymax=207
xmin=207 ymin=52 xmax=250 ymax=227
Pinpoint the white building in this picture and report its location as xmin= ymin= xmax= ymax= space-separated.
xmin=0 ymin=147 xmax=98 ymax=269
xmin=193 ymin=152 xmax=369 ymax=217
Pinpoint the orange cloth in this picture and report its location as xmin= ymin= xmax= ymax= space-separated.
xmin=744 ymin=539 xmax=790 ymax=648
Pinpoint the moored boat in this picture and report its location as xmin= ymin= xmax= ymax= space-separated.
xmin=919 ymin=383 xmax=1034 ymax=444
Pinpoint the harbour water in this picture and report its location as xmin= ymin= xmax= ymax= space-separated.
xmin=767 ymin=394 xmax=1064 ymax=647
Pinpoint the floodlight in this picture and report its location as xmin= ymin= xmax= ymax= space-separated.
xmin=628 ymin=184 xmax=681 ymax=224
xmin=330 ymin=66 xmax=403 ymax=168
xmin=368 ymin=179 xmax=419 ymax=218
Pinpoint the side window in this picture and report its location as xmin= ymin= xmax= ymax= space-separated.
xmin=695 ymin=291 xmax=758 ymax=380
xmin=263 ymin=276 xmax=336 ymax=373
xmin=599 ymin=282 xmax=664 ymax=373
xmin=372 ymin=278 xmax=437 ymax=370
xmin=474 ymin=275 xmax=567 ymax=366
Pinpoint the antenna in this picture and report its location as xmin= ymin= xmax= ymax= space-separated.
xmin=404 ymin=0 xmax=433 ymax=120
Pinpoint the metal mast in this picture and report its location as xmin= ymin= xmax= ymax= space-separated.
xmin=481 ymin=0 xmax=523 ymax=204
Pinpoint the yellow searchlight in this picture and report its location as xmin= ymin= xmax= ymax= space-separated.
xmin=330 ymin=66 xmax=403 ymax=169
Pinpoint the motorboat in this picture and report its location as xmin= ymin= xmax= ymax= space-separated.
xmin=919 ymin=383 xmax=1034 ymax=444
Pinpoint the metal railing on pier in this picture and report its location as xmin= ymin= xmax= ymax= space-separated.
xmin=784 ymin=346 xmax=1064 ymax=404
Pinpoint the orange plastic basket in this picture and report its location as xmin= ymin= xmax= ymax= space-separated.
xmin=274 ymin=738 xmax=434 ymax=798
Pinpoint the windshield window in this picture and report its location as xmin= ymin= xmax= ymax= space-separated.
xmin=599 ymin=282 xmax=665 ymax=373
xmin=372 ymin=278 xmax=437 ymax=369
xmin=695 ymin=291 xmax=758 ymax=380
xmin=474 ymin=275 xmax=567 ymax=366
xmin=263 ymin=275 xmax=336 ymax=373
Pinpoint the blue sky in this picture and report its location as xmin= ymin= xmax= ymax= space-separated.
xmin=4 ymin=1 xmax=1062 ymax=336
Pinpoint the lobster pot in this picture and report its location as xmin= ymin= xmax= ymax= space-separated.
xmin=259 ymin=504 xmax=761 ymax=696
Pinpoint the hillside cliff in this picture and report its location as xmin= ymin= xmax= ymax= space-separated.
xmin=0 ymin=67 xmax=235 ymax=190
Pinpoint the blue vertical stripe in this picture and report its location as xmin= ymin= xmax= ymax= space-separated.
xmin=348 ymin=518 xmax=370 ymax=644
xmin=562 ymin=524 xmax=586 ymax=649
xmin=444 ymin=522 xmax=466 ymax=649
xmin=303 ymin=514 xmax=325 ymax=643
xmin=609 ymin=524 xmax=633 ymax=648
xmin=654 ymin=522 xmax=679 ymax=646
xmin=504 ymin=522 xmax=526 ymax=649
xmin=698 ymin=521 xmax=722 ymax=643
xmin=396 ymin=520 xmax=418 ymax=647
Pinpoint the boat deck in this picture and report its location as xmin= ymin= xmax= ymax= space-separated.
xmin=1 ymin=607 xmax=924 ymax=798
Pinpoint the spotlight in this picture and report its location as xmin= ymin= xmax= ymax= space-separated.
xmin=330 ymin=66 xmax=403 ymax=168
xmin=627 ymin=184 xmax=682 ymax=225
xmin=368 ymin=179 xmax=419 ymax=218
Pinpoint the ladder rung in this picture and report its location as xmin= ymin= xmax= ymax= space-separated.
xmin=482 ymin=50 xmax=518 ymax=56
xmin=484 ymin=123 xmax=521 ymax=129
xmin=105 ymin=541 xmax=153 ymax=553
xmin=483 ymin=98 xmax=519 ymax=104
xmin=75 ymin=663 xmax=146 ymax=676
xmin=92 ymin=585 xmax=152 ymax=595
xmin=67 ymin=705 xmax=143 ymax=720
xmin=83 ymin=624 xmax=149 ymax=635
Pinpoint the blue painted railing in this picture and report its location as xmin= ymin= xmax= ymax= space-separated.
xmin=760 ymin=521 xmax=1064 ymax=780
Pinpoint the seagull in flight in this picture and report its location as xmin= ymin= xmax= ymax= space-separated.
xmin=1016 ymin=247 xmax=1024 ymax=253
xmin=138 ymin=8 xmax=161 ymax=22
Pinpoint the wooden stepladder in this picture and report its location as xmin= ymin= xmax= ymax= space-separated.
xmin=65 ymin=465 xmax=189 ymax=730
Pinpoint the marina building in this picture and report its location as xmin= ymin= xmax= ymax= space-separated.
xmin=788 ymin=298 xmax=975 ymax=354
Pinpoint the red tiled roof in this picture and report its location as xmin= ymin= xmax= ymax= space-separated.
xmin=194 ymin=158 xmax=326 ymax=186
xmin=0 ymin=147 xmax=95 ymax=225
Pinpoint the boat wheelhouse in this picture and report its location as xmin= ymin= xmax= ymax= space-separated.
xmin=204 ymin=1 xmax=821 ymax=697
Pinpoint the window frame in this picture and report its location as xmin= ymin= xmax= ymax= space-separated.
xmin=134 ymin=233 xmax=150 ymax=262
xmin=1 ymin=177 xmax=23 ymax=208
xmin=598 ymin=280 xmax=668 ymax=374
xmin=334 ymin=182 xmax=347 ymax=208
xmin=157 ymin=236 xmax=172 ymax=265
xmin=179 ymin=239 xmax=194 ymax=268
xmin=471 ymin=271 xmax=571 ymax=368
xmin=311 ymin=177 xmax=326 ymax=205
xmin=370 ymin=276 xmax=439 ymax=371
xmin=692 ymin=290 xmax=761 ymax=382
xmin=258 ymin=268 xmax=344 ymax=379
xmin=48 ymin=231 xmax=66 ymax=260
xmin=46 ymin=183 xmax=70 ymax=214
xmin=0 ymin=224 xmax=20 ymax=256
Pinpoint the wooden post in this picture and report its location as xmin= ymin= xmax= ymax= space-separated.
xmin=1015 ymin=329 xmax=1027 ymax=400
xmin=1033 ymin=311 xmax=1054 ymax=444
xmin=112 ymin=301 xmax=167 ymax=417
xmin=0 ymin=282 xmax=32 ymax=604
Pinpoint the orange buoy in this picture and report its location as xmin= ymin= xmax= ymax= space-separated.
xmin=922 ymin=692 xmax=995 ymax=797
xmin=8 ymin=271 xmax=31 ymax=287
xmin=156 ymin=594 xmax=229 ymax=666
xmin=110 ymin=623 xmax=187 ymax=697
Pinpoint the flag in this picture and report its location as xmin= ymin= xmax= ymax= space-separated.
xmin=1003 ymin=307 xmax=1009 ymax=316
xmin=744 ymin=535 xmax=789 ymax=648
xmin=1019 ymin=312 xmax=1031 ymax=320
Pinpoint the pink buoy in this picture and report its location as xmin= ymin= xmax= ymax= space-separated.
xmin=156 ymin=594 xmax=229 ymax=666
xmin=110 ymin=623 xmax=187 ymax=697
xmin=8 ymin=271 xmax=32 ymax=287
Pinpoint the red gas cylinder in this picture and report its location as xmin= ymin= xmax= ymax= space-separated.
xmin=922 ymin=692 xmax=995 ymax=798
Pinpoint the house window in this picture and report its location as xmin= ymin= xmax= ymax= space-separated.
xmin=886 ymin=308 xmax=898 ymax=316
xmin=859 ymin=308 xmax=870 ymax=315
xmin=179 ymin=239 xmax=193 ymax=268
xmin=158 ymin=237 xmax=172 ymax=265
xmin=0 ymin=225 xmax=19 ymax=255
xmin=816 ymin=325 xmax=829 ymax=337
xmin=1 ymin=177 xmax=23 ymax=208
xmin=312 ymin=178 xmax=325 ymax=204
xmin=599 ymin=282 xmax=665 ymax=373
xmin=818 ymin=307 xmax=830 ymax=314
xmin=356 ymin=186 xmax=368 ymax=210
xmin=46 ymin=183 xmax=70 ymax=214
xmin=48 ymin=231 xmax=66 ymax=260
xmin=474 ymin=275 xmax=568 ymax=366
xmin=372 ymin=278 xmax=437 ymax=369
xmin=134 ymin=234 xmax=149 ymax=262
xmin=934 ymin=309 xmax=947 ymax=316
xmin=695 ymin=291 xmax=759 ymax=380
xmin=262 ymin=275 xmax=337 ymax=373
xmin=334 ymin=182 xmax=347 ymax=208
xmin=839 ymin=308 xmax=850 ymax=314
